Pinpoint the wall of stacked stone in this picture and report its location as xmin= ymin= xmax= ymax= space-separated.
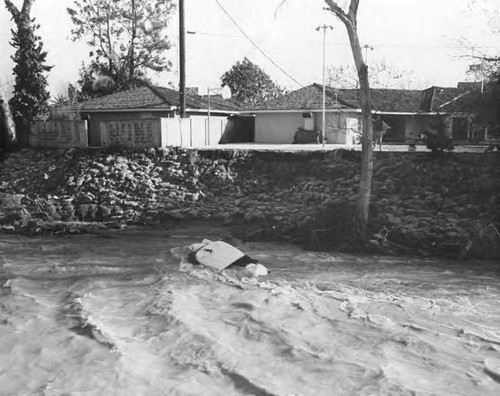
xmin=0 ymin=147 xmax=499 ymax=259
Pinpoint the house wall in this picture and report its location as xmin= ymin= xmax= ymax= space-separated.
xmin=30 ymin=120 xmax=88 ymax=148
xmin=255 ymin=113 xmax=303 ymax=143
xmin=312 ymin=112 xmax=362 ymax=144
xmin=254 ymin=111 xmax=363 ymax=144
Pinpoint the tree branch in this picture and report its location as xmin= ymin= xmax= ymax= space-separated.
xmin=324 ymin=0 xmax=350 ymax=26
xmin=4 ymin=0 xmax=21 ymax=22
xmin=274 ymin=0 xmax=287 ymax=18
xmin=348 ymin=0 xmax=359 ymax=25
xmin=21 ymin=0 xmax=34 ymax=16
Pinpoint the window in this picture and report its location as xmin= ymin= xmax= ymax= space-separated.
xmin=301 ymin=112 xmax=313 ymax=130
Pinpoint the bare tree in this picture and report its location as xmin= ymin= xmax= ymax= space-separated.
xmin=323 ymin=0 xmax=374 ymax=242
xmin=278 ymin=0 xmax=374 ymax=241
xmin=328 ymin=61 xmax=417 ymax=89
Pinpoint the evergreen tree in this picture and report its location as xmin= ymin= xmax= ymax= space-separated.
xmin=221 ymin=58 xmax=285 ymax=106
xmin=5 ymin=0 xmax=52 ymax=146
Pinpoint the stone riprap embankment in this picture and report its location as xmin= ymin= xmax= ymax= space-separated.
xmin=0 ymin=147 xmax=499 ymax=259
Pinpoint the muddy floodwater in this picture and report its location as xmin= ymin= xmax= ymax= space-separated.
xmin=1 ymin=226 xmax=500 ymax=396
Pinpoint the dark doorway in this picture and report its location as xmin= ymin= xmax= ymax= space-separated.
xmin=452 ymin=117 xmax=469 ymax=141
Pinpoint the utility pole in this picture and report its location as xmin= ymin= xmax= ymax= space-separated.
xmin=179 ymin=0 xmax=186 ymax=118
xmin=316 ymin=24 xmax=333 ymax=150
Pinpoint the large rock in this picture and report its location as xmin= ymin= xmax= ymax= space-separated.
xmin=0 ymin=194 xmax=23 ymax=209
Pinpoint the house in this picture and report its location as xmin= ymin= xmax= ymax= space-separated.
xmin=436 ymin=82 xmax=500 ymax=143
xmin=242 ymin=83 xmax=497 ymax=145
xmin=79 ymin=85 xmax=240 ymax=147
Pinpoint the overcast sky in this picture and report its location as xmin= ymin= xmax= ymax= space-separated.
xmin=1 ymin=0 xmax=499 ymax=97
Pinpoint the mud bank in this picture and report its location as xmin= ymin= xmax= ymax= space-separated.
xmin=0 ymin=147 xmax=499 ymax=259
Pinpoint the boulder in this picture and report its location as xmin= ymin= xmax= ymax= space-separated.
xmin=0 ymin=194 xmax=23 ymax=209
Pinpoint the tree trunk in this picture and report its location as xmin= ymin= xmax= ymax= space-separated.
xmin=129 ymin=0 xmax=137 ymax=81
xmin=345 ymin=25 xmax=374 ymax=242
xmin=0 ymin=92 xmax=17 ymax=150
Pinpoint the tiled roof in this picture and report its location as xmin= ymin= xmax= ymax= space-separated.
xmin=249 ymin=83 xmax=487 ymax=114
xmin=438 ymin=82 xmax=494 ymax=113
xmin=437 ymin=90 xmax=480 ymax=113
xmin=332 ymin=86 xmax=423 ymax=113
xmin=152 ymin=86 xmax=241 ymax=111
xmin=199 ymin=94 xmax=243 ymax=111
xmin=249 ymin=84 xmax=423 ymax=113
xmin=80 ymin=85 xmax=240 ymax=112
xmin=419 ymin=86 xmax=462 ymax=112
xmin=248 ymin=85 xmax=354 ymax=111
xmin=81 ymin=86 xmax=166 ymax=111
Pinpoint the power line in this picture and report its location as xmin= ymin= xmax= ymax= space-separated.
xmin=213 ymin=0 xmax=305 ymax=87
xmin=187 ymin=30 xmax=240 ymax=38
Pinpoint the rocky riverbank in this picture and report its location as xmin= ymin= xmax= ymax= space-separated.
xmin=1 ymin=147 xmax=499 ymax=259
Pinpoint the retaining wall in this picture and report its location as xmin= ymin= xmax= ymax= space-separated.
xmin=0 ymin=148 xmax=499 ymax=259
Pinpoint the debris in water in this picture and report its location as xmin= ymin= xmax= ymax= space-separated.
xmin=178 ymin=239 xmax=269 ymax=276
xmin=484 ymin=358 xmax=500 ymax=383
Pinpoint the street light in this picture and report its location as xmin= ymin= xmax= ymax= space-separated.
xmin=207 ymin=86 xmax=232 ymax=144
xmin=316 ymin=24 xmax=333 ymax=150
xmin=363 ymin=44 xmax=374 ymax=63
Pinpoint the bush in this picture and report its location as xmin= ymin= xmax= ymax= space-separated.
xmin=420 ymin=131 xmax=454 ymax=153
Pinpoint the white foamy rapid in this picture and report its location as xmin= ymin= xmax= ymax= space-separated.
xmin=1 ymin=229 xmax=500 ymax=395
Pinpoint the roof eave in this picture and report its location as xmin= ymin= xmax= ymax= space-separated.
xmin=81 ymin=106 xmax=238 ymax=114
xmin=81 ymin=106 xmax=177 ymax=113
xmin=240 ymin=108 xmax=358 ymax=114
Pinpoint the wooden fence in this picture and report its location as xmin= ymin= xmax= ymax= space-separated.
xmin=160 ymin=117 xmax=228 ymax=148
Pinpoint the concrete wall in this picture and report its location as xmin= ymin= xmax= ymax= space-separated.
xmin=31 ymin=120 xmax=88 ymax=148
xmin=255 ymin=113 xmax=303 ymax=143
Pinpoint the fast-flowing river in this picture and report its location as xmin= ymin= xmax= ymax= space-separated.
xmin=1 ymin=226 xmax=500 ymax=396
